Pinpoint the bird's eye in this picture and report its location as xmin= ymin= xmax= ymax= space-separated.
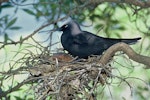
xmin=64 ymin=24 xmax=68 ymax=28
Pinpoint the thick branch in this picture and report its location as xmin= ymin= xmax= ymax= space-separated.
xmin=99 ymin=42 xmax=150 ymax=68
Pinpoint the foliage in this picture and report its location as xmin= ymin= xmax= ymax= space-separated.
xmin=0 ymin=0 xmax=150 ymax=100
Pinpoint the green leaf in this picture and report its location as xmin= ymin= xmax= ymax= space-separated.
xmin=21 ymin=0 xmax=28 ymax=3
xmin=6 ymin=18 xmax=17 ymax=29
xmin=23 ymin=9 xmax=35 ymax=15
xmin=9 ymin=26 xmax=21 ymax=30
xmin=0 ymin=3 xmax=13 ymax=12
xmin=14 ymin=96 xmax=23 ymax=100
xmin=19 ymin=36 xmax=23 ymax=45
xmin=4 ymin=33 xmax=9 ymax=43
xmin=118 ymin=26 xmax=126 ymax=30
xmin=0 ymin=3 xmax=13 ymax=9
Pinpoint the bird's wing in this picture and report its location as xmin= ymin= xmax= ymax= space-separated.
xmin=73 ymin=33 xmax=89 ymax=45
xmin=73 ymin=31 xmax=105 ymax=46
xmin=82 ymin=31 xmax=113 ymax=50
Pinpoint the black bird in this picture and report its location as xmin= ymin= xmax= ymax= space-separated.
xmin=58 ymin=20 xmax=141 ymax=58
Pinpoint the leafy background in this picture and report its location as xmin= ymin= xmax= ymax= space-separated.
xmin=0 ymin=0 xmax=150 ymax=100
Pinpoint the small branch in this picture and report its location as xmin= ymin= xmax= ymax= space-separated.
xmin=0 ymin=1 xmax=89 ymax=49
xmin=99 ymin=42 xmax=150 ymax=68
xmin=0 ymin=0 xmax=9 ymax=5
xmin=0 ymin=16 xmax=68 ymax=50
xmin=79 ymin=0 xmax=150 ymax=8
xmin=0 ymin=22 xmax=51 ymax=49
xmin=105 ymin=0 xmax=150 ymax=8
xmin=0 ymin=76 xmax=38 ymax=99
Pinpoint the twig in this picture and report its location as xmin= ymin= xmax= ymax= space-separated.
xmin=80 ymin=0 xmax=150 ymax=8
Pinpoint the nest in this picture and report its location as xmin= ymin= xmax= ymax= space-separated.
xmin=28 ymin=53 xmax=112 ymax=100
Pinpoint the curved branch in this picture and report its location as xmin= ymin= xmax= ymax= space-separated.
xmin=80 ymin=0 xmax=150 ymax=8
xmin=99 ymin=42 xmax=150 ymax=68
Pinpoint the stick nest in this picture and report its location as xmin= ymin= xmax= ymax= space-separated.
xmin=28 ymin=53 xmax=112 ymax=100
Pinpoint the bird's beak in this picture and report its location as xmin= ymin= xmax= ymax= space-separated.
xmin=54 ymin=27 xmax=62 ymax=31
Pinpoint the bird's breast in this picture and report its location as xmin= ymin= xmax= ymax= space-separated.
xmin=61 ymin=34 xmax=73 ymax=50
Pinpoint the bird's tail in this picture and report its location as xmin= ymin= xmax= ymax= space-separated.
xmin=120 ymin=37 xmax=141 ymax=45
xmin=104 ymin=37 xmax=141 ymax=45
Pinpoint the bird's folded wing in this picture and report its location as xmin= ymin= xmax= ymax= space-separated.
xmin=73 ymin=34 xmax=88 ymax=45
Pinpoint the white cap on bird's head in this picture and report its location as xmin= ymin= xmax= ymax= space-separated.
xmin=58 ymin=19 xmax=82 ymax=36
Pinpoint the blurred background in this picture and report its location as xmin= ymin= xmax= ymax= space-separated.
xmin=0 ymin=0 xmax=150 ymax=100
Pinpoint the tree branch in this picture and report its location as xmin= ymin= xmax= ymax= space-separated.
xmin=0 ymin=0 xmax=9 ymax=5
xmin=99 ymin=42 xmax=150 ymax=68
xmin=0 ymin=76 xmax=38 ymax=99
xmin=80 ymin=0 xmax=150 ymax=8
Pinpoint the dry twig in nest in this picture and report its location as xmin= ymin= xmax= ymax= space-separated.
xmin=29 ymin=54 xmax=111 ymax=100
xmin=28 ymin=43 xmax=150 ymax=100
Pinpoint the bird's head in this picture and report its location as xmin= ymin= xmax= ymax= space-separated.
xmin=58 ymin=20 xmax=82 ymax=35
xmin=58 ymin=23 xmax=70 ymax=32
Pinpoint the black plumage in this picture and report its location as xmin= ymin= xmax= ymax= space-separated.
xmin=58 ymin=20 xmax=141 ymax=58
